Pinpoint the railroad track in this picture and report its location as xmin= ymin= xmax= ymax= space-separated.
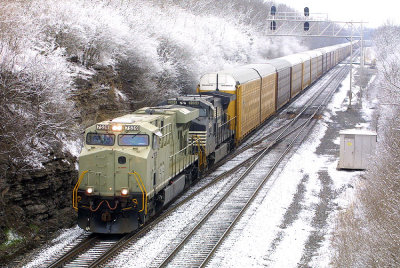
xmin=41 ymin=233 xmax=93 ymax=267
xmin=42 ymin=61 xmax=350 ymax=268
xmin=45 ymin=234 xmax=123 ymax=268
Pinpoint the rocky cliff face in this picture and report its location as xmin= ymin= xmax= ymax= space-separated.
xmin=0 ymin=64 xmax=141 ymax=265
xmin=0 ymin=150 xmax=77 ymax=263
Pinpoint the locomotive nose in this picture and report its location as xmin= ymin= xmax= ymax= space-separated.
xmin=79 ymin=150 xmax=132 ymax=196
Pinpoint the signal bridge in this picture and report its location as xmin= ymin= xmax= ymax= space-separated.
xmin=267 ymin=11 xmax=364 ymax=39
xmin=266 ymin=7 xmax=366 ymax=107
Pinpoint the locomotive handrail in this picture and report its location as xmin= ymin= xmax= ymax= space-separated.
xmin=169 ymin=140 xmax=197 ymax=157
xmin=224 ymin=115 xmax=236 ymax=125
xmin=159 ymin=123 xmax=172 ymax=137
xmin=129 ymin=171 xmax=148 ymax=214
xmin=72 ymin=170 xmax=89 ymax=211
xmin=219 ymin=116 xmax=236 ymax=131
xmin=193 ymin=135 xmax=207 ymax=171
xmin=169 ymin=139 xmax=198 ymax=176
xmin=160 ymin=123 xmax=173 ymax=145
xmin=217 ymin=115 xmax=236 ymax=144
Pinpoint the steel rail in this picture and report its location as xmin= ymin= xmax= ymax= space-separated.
xmin=46 ymin=234 xmax=99 ymax=268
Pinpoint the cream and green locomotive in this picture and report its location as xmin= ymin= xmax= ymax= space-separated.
xmin=74 ymin=93 xmax=235 ymax=233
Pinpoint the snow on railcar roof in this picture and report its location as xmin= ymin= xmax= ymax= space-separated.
xmin=315 ymin=46 xmax=335 ymax=53
xmin=302 ymin=50 xmax=322 ymax=57
xmin=291 ymin=53 xmax=311 ymax=61
xmin=244 ymin=64 xmax=276 ymax=77
xmin=339 ymin=128 xmax=377 ymax=136
xmin=265 ymin=58 xmax=291 ymax=71
xmin=299 ymin=50 xmax=322 ymax=58
xmin=219 ymin=67 xmax=261 ymax=84
xmin=279 ymin=54 xmax=303 ymax=65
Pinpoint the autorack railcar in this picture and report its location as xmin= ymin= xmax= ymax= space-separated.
xmin=244 ymin=64 xmax=277 ymax=123
xmin=279 ymin=55 xmax=303 ymax=98
xmin=294 ymin=53 xmax=312 ymax=90
xmin=265 ymin=58 xmax=292 ymax=110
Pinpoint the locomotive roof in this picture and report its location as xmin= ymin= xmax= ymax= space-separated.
xmin=168 ymin=95 xmax=214 ymax=103
xmin=135 ymin=105 xmax=199 ymax=124
xmin=96 ymin=105 xmax=199 ymax=126
xmin=107 ymin=114 xmax=159 ymax=124
xmin=166 ymin=97 xmax=215 ymax=111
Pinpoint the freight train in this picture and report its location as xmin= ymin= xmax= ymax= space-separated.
xmin=73 ymin=42 xmax=354 ymax=233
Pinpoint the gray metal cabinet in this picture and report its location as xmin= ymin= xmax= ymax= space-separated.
xmin=338 ymin=129 xmax=377 ymax=170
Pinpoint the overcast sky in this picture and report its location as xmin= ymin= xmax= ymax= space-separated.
xmin=276 ymin=0 xmax=398 ymax=28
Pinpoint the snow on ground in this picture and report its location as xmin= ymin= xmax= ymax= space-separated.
xmin=24 ymin=226 xmax=84 ymax=268
xmin=361 ymin=74 xmax=379 ymax=122
xmin=208 ymin=114 xmax=334 ymax=267
xmin=327 ymin=68 xmax=351 ymax=114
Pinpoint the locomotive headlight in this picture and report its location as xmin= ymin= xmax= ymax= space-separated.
xmin=121 ymin=188 xmax=129 ymax=196
xmin=86 ymin=186 xmax=94 ymax=195
xmin=112 ymin=124 xmax=123 ymax=132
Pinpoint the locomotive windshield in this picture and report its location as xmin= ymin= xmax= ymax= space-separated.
xmin=119 ymin=134 xmax=149 ymax=146
xmin=86 ymin=133 xmax=115 ymax=146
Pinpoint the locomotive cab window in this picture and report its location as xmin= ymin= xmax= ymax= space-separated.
xmin=118 ymin=134 xmax=149 ymax=146
xmin=152 ymin=134 xmax=159 ymax=150
xmin=86 ymin=133 xmax=115 ymax=146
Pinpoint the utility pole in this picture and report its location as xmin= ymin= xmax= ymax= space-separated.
xmin=349 ymin=24 xmax=353 ymax=107
xmin=360 ymin=22 xmax=364 ymax=101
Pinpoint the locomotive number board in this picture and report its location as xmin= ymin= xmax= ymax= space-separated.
xmin=125 ymin=125 xmax=140 ymax=131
